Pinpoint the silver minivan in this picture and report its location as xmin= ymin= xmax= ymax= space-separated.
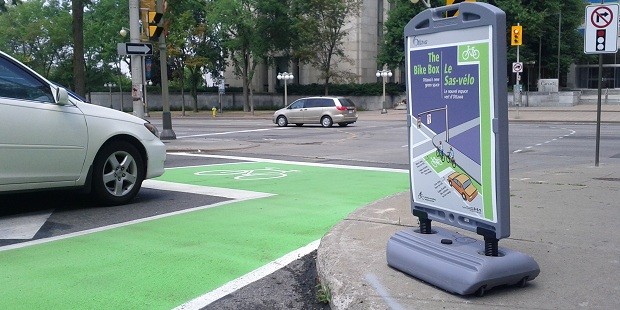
xmin=273 ymin=96 xmax=358 ymax=127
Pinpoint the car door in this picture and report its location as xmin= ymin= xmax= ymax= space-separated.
xmin=0 ymin=55 xmax=88 ymax=186
xmin=286 ymin=99 xmax=306 ymax=123
xmin=302 ymin=98 xmax=325 ymax=123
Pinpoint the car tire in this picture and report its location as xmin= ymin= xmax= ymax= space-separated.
xmin=295 ymin=123 xmax=303 ymax=127
xmin=92 ymin=140 xmax=144 ymax=206
xmin=276 ymin=115 xmax=288 ymax=127
xmin=321 ymin=116 xmax=333 ymax=127
xmin=338 ymin=123 xmax=349 ymax=127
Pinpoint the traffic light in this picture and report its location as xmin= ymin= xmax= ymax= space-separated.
xmin=148 ymin=11 xmax=164 ymax=40
xmin=596 ymin=29 xmax=606 ymax=51
xmin=511 ymin=25 xmax=522 ymax=46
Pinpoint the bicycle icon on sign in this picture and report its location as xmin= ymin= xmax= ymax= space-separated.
xmin=194 ymin=167 xmax=299 ymax=180
xmin=461 ymin=45 xmax=480 ymax=61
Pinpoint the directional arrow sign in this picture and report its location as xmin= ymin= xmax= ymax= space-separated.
xmin=117 ymin=43 xmax=153 ymax=56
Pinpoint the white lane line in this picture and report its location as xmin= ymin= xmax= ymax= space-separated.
xmin=0 ymin=181 xmax=273 ymax=252
xmin=167 ymin=153 xmax=409 ymax=174
xmin=174 ymin=240 xmax=321 ymax=310
xmin=0 ymin=210 xmax=53 ymax=240
xmin=514 ymin=128 xmax=576 ymax=153
xmin=143 ymin=180 xmax=272 ymax=200
xmin=177 ymin=128 xmax=286 ymax=139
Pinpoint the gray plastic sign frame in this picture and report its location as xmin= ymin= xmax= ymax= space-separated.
xmin=405 ymin=2 xmax=510 ymax=239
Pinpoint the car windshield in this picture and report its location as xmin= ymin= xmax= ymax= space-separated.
xmin=463 ymin=179 xmax=471 ymax=188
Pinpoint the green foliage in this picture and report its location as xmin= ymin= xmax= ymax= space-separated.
xmin=377 ymin=0 xmax=433 ymax=70
xmin=379 ymin=0 xmax=588 ymax=86
xmin=0 ymin=0 xmax=72 ymax=77
xmin=291 ymin=0 xmax=363 ymax=94
xmin=283 ymin=82 xmax=405 ymax=96
xmin=315 ymin=283 xmax=331 ymax=304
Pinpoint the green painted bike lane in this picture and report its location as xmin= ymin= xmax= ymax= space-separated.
xmin=0 ymin=162 xmax=408 ymax=309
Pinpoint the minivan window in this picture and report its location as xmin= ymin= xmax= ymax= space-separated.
xmin=305 ymin=99 xmax=319 ymax=108
xmin=339 ymin=98 xmax=356 ymax=107
xmin=289 ymin=99 xmax=304 ymax=109
xmin=319 ymin=98 xmax=333 ymax=107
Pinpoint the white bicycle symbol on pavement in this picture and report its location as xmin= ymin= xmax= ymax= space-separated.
xmin=194 ymin=167 xmax=299 ymax=180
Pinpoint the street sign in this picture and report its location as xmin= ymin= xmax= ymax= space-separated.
xmin=512 ymin=62 xmax=523 ymax=73
xmin=117 ymin=43 xmax=153 ymax=56
xmin=584 ymin=4 xmax=619 ymax=54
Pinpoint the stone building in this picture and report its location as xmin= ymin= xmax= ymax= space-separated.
xmin=222 ymin=0 xmax=400 ymax=93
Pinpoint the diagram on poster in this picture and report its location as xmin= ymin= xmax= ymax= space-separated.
xmin=408 ymin=26 xmax=497 ymax=223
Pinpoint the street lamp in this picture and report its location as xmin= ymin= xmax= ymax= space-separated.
xmin=104 ymin=82 xmax=117 ymax=109
xmin=376 ymin=69 xmax=392 ymax=114
xmin=277 ymin=72 xmax=294 ymax=106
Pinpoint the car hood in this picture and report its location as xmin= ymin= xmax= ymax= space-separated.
xmin=72 ymin=99 xmax=145 ymax=124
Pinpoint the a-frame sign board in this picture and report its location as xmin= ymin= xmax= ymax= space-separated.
xmin=387 ymin=2 xmax=540 ymax=296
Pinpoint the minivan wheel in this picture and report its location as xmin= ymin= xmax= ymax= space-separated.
xmin=321 ymin=116 xmax=333 ymax=127
xmin=276 ymin=115 xmax=288 ymax=127
xmin=92 ymin=140 xmax=144 ymax=206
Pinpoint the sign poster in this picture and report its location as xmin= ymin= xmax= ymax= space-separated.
xmin=408 ymin=26 xmax=497 ymax=224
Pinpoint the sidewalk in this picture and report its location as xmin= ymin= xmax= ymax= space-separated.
xmin=316 ymin=162 xmax=620 ymax=309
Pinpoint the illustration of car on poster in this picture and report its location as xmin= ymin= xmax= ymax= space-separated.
xmin=447 ymin=172 xmax=478 ymax=202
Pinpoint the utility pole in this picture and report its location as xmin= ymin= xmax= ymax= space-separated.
xmin=157 ymin=0 xmax=176 ymax=139
xmin=129 ymin=0 xmax=144 ymax=118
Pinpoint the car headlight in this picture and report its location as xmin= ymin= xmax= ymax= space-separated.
xmin=144 ymin=122 xmax=160 ymax=138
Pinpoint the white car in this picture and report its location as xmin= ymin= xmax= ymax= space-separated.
xmin=0 ymin=51 xmax=166 ymax=205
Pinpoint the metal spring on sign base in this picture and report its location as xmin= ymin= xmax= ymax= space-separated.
xmin=484 ymin=236 xmax=499 ymax=257
xmin=419 ymin=218 xmax=432 ymax=234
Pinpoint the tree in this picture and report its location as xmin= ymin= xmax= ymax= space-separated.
xmin=0 ymin=0 xmax=22 ymax=13
xmin=292 ymin=0 xmax=362 ymax=95
xmin=379 ymin=0 xmax=587 ymax=88
xmin=168 ymin=0 xmax=225 ymax=112
xmin=83 ymin=0 xmax=129 ymax=93
xmin=376 ymin=0 xmax=432 ymax=70
xmin=0 ymin=0 xmax=72 ymax=79
xmin=210 ymin=0 xmax=274 ymax=112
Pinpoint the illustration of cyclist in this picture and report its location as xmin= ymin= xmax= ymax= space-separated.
xmin=447 ymin=146 xmax=456 ymax=168
xmin=436 ymin=141 xmax=445 ymax=161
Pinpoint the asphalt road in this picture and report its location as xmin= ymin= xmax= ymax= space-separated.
xmin=2 ymin=117 xmax=619 ymax=309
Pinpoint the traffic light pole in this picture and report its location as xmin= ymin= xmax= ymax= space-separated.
xmin=157 ymin=0 xmax=176 ymax=140
xmin=129 ymin=0 xmax=145 ymax=119
xmin=515 ymin=23 xmax=522 ymax=111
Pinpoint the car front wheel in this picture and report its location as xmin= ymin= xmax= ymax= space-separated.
xmin=276 ymin=115 xmax=288 ymax=127
xmin=92 ymin=140 xmax=144 ymax=205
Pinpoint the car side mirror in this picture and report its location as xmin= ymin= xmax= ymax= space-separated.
xmin=55 ymin=87 xmax=69 ymax=105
